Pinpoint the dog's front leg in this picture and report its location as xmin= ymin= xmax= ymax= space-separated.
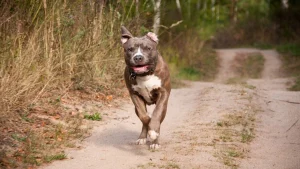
xmin=148 ymin=88 xmax=169 ymax=149
xmin=130 ymin=94 xmax=151 ymax=145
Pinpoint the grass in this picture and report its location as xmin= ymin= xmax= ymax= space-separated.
xmin=277 ymin=43 xmax=300 ymax=91
xmin=241 ymin=129 xmax=254 ymax=143
xmin=231 ymin=52 xmax=265 ymax=79
xmin=136 ymin=162 xmax=180 ymax=169
xmin=215 ymin=99 xmax=258 ymax=167
xmin=11 ymin=134 xmax=27 ymax=142
xmin=252 ymin=43 xmax=274 ymax=49
xmin=277 ymin=43 xmax=300 ymax=56
xmin=164 ymin=44 xmax=218 ymax=84
xmin=289 ymin=77 xmax=300 ymax=91
xmin=44 ymin=153 xmax=67 ymax=163
xmin=178 ymin=67 xmax=202 ymax=81
xmin=84 ymin=113 xmax=102 ymax=121
xmin=226 ymin=78 xmax=256 ymax=89
xmin=0 ymin=0 xmax=126 ymax=168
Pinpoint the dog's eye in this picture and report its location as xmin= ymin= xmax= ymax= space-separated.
xmin=127 ymin=47 xmax=134 ymax=52
xmin=147 ymin=47 xmax=152 ymax=51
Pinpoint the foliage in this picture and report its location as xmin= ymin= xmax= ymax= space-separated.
xmin=277 ymin=43 xmax=300 ymax=91
xmin=289 ymin=77 xmax=300 ymax=91
xmin=277 ymin=43 xmax=300 ymax=57
xmin=84 ymin=113 xmax=102 ymax=121
xmin=231 ymin=53 xmax=265 ymax=79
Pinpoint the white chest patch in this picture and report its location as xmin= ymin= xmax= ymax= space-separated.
xmin=132 ymin=75 xmax=162 ymax=103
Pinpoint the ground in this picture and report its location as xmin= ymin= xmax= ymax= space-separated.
xmin=42 ymin=49 xmax=300 ymax=169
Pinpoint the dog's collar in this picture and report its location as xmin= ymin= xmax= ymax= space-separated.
xmin=130 ymin=71 xmax=136 ymax=80
xmin=129 ymin=68 xmax=155 ymax=80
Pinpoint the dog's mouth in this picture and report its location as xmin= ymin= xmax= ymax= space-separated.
xmin=131 ymin=65 xmax=149 ymax=74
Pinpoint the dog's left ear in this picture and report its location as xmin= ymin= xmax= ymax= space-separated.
xmin=121 ymin=26 xmax=133 ymax=45
xmin=146 ymin=32 xmax=159 ymax=44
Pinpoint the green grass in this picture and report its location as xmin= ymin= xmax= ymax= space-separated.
xmin=227 ymin=150 xmax=241 ymax=158
xmin=276 ymin=43 xmax=300 ymax=91
xmin=277 ymin=43 xmax=300 ymax=57
xmin=11 ymin=134 xmax=27 ymax=142
xmin=230 ymin=52 xmax=265 ymax=79
xmin=84 ymin=112 xmax=102 ymax=121
xmin=289 ymin=77 xmax=300 ymax=91
xmin=44 ymin=153 xmax=67 ymax=163
xmin=241 ymin=129 xmax=254 ymax=143
xmin=253 ymin=42 xmax=274 ymax=49
xmin=137 ymin=162 xmax=180 ymax=169
xmin=178 ymin=67 xmax=202 ymax=81
xmin=243 ymin=53 xmax=265 ymax=78
xmin=226 ymin=78 xmax=256 ymax=89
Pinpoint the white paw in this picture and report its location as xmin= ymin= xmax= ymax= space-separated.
xmin=148 ymin=130 xmax=159 ymax=141
xmin=149 ymin=144 xmax=160 ymax=150
xmin=136 ymin=138 xmax=147 ymax=145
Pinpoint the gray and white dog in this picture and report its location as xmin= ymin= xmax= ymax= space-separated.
xmin=121 ymin=26 xmax=171 ymax=149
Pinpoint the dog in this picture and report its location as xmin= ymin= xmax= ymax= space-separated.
xmin=120 ymin=26 xmax=171 ymax=150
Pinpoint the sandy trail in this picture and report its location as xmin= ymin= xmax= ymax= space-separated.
xmin=43 ymin=49 xmax=300 ymax=169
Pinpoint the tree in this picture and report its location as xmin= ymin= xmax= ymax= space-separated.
xmin=152 ymin=0 xmax=161 ymax=35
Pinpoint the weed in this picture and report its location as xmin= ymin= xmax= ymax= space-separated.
xmin=253 ymin=43 xmax=274 ymax=49
xmin=165 ymin=162 xmax=180 ymax=169
xmin=162 ymin=36 xmax=218 ymax=82
xmin=11 ymin=134 xmax=26 ymax=142
xmin=226 ymin=78 xmax=256 ymax=89
xmin=231 ymin=53 xmax=265 ymax=79
xmin=217 ymin=122 xmax=223 ymax=127
xmin=227 ymin=150 xmax=241 ymax=158
xmin=44 ymin=153 xmax=67 ymax=163
xmin=289 ymin=77 xmax=300 ymax=91
xmin=178 ymin=67 xmax=202 ymax=81
xmin=241 ymin=129 xmax=254 ymax=143
xmin=137 ymin=162 xmax=180 ymax=169
xmin=277 ymin=43 xmax=300 ymax=57
xmin=20 ymin=114 xmax=33 ymax=123
xmin=278 ymin=43 xmax=300 ymax=91
xmin=84 ymin=112 xmax=102 ymax=121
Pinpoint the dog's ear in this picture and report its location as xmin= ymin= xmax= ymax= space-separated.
xmin=146 ymin=32 xmax=159 ymax=44
xmin=121 ymin=26 xmax=133 ymax=45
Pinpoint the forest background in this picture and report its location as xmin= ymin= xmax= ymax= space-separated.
xmin=0 ymin=0 xmax=299 ymax=168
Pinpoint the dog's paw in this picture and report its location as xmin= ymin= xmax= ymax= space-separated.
xmin=148 ymin=130 xmax=159 ymax=141
xmin=136 ymin=138 xmax=147 ymax=145
xmin=149 ymin=143 xmax=160 ymax=150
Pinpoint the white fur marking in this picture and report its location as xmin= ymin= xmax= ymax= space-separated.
xmin=134 ymin=47 xmax=143 ymax=57
xmin=136 ymin=138 xmax=147 ymax=145
xmin=132 ymin=75 xmax=161 ymax=103
xmin=150 ymin=144 xmax=160 ymax=150
xmin=148 ymin=130 xmax=159 ymax=141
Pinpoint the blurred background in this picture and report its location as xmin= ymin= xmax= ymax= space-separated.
xmin=0 ymin=0 xmax=299 ymax=167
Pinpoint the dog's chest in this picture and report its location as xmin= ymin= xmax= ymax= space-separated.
xmin=132 ymin=75 xmax=162 ymax=103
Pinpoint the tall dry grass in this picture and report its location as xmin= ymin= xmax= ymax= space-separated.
xmin=0 ymin=0 xmax=125 ymax=120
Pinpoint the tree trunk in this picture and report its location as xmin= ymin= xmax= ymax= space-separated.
xmin=176 ymin=0 xmax=182 ymax=15
xmin=230 ymin=0 xmax=237 ymax=23
xmin=152 ymin=0 xmax=161 ymax=35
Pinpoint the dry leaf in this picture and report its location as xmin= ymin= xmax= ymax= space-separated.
xmin=53 ymin=114 xmax=60 ymax=119
xmin=106 ymin=95 xmax=113 ymax=101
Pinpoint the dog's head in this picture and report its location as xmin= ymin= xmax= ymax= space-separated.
xmin=121 ymin=26 xmax=159 ymax=76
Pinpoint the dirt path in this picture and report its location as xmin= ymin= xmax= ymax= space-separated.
xmin=43 ymin=49 xmax=300 ymax=169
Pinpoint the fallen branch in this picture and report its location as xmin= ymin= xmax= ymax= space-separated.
xmin=277 ymin=99 xmax=300 ymax=105
xmin=286 ymin=119 xmax=299 ymax=132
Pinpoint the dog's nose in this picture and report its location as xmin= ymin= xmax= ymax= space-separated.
xmin=134 ymin=55 xmax=143 ymax=62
